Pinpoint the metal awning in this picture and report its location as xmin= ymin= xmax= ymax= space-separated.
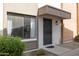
xmin=38 ymin=5 xmax=71 ymax=19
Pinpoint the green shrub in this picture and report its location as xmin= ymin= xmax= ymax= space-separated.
xmin=35 ymin=49 xmax=46 ymax=56
xmin=0 ymin=53 xmax=9 ymax=56
xmin=0 ymin=36 xmax=25 ymax=56
xmin=74 ymin=35 xmax=79 ymax=42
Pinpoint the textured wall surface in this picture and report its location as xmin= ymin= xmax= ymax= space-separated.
xmin=24 ymin=41 xmax=38 ymax=51
xmin=62 ymin=3 xmax=77 ymax=42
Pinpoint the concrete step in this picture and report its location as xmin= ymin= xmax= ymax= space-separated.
xmin=43 ymin=46 xmax=71 ymax=56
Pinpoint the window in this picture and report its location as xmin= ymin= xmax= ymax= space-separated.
xmin=7 ymin=13 xmax=37 ymax=39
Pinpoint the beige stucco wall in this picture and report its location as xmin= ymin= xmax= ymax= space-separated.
xmin=4 ymin=3 xmax=38 ymax=16
xmin=3 ymin=3 xmax=38 ymax=35
xmin=62 ymin=3 xmax=77 ymax=42
xmin=77 ymin=4 xmax=79 ymax=33
xmin=0 ymin=4 xmax=3 ymax=35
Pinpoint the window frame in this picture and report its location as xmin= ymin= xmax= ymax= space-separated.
xmin=7 ymin=12 xmax=37 ymax=41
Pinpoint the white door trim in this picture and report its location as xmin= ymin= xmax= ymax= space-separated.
xmin=38 ymin=17 xmax=55 ymax=48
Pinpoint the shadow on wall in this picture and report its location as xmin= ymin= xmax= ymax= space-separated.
xmin=63 ymin=26 xmax=73 ymax=42
xmin=0 ymin=29 xmax=3 ymax=35
xmin=3 ymin=28 xmax=7 ymax=35
xmin=0 ymin=28 xmax=8 ymax=35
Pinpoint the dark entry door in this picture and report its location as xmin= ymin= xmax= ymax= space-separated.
xmin=43 ymin=18 xmax=52 ymax=45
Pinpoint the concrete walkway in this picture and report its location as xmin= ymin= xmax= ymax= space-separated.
xmin=43 ymin=46 xmax=71 ymax=56
xmin=62 ymin=48 xmax=79 ymax=56
xmin=43 ymin=42 xmax=79 ymax=56
xmin=58 ymin=42 xmax=79 ymax=50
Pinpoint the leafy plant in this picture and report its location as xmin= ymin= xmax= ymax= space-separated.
xmin=74 ymin=34 xmax=79 ymax=42
xmin=0 ymin=36 xmax=25 ymax=56
xmin=0 ymin=53 xmax=9 ymax=56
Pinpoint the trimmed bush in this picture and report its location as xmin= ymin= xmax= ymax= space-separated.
xmin=74 ymin=34 xmax=79 ymax=42
xmin=0 ymin=36 xmax=25 ymax=56
xmin=0 ymin=53 xmax=9 ymax=56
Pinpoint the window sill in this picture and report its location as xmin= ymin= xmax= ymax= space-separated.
xmin=21 ymin=39 xmax=37 ymax=42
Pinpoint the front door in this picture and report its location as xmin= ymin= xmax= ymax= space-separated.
xmin=43 ymin=18 xmax=52 ymax=45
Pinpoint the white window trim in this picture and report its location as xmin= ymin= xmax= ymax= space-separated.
xmin=23 ymin=48 xmax=39 ymax=53
xmin=21 ymin=39 xmax=37 ymax=42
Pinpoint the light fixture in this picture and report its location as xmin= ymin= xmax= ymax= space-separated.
xmin=56 ymin=20 xmax=59 ymax=25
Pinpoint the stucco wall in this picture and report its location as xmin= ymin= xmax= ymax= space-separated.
xmin=38 ymin=17 xmax=43 ymax=48
xmin=52 ymin=17 xmax=61 ymax=45
xmin=62 ymin=3 xmax=77 ymax=42
xmin=77 ymin=3 xmax=79 ymax=33
xmin=0 ymin=4 xmax=3 ymax=35
xmin=4 ymin=3 xmax=38 ymax=16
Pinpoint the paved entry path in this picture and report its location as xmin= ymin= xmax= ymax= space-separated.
xmin=62 ymin=48 xmax=79 ymax=56
xmin=43 ymin=42 xmax=79 ymax=56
